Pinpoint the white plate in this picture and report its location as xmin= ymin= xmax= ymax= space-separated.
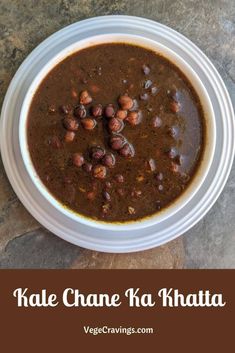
xmin=0 ymin=16 xmax=234 ymax=252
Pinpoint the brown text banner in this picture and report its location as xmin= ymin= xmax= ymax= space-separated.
xmin=0 ymin=270 xmax=234 ymax=352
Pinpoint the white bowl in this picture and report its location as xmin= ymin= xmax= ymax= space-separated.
xmin=19 ymin=33 xmax=216 ymax=232
xmin=2 ymin=16 xmax=233 ymax=252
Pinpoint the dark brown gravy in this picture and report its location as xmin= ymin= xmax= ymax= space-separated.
xmin=27 ymin=43 xmax=205 ymax=222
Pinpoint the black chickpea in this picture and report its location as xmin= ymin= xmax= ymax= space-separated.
xmin=74 ymin=105 xmax=86 ymax=118
xmin=129 ymin=99 xmax=139 ymax=111
xmin=118 ymin=95 xmax=134 ymax=110
xmin=105 ymin=104 xmax=115 ymax=118
xmin=91 ymin=104 xmax=103 ymax=117
xmin=93 ymin=165 xmax=107 ymax=179
xmin=79 ymin=90 xmax=92 ymax=105
xmin=102 ymin=153 xmax=116 ymax=168
xmin=116 ymin=110 xmax=128 ymax=120
xmin=108 ymin=117 xmax=124 ymax=133
xmin=63 ymin=117 xmax=79 ymax=131
xmin=103 ymin=190 xmax=111 ymax=202
xmin=81 ymin=118 xmax=97 ymax=130
xmin=64 ymin=131 xmax=75 ymax=143
xmin=72 ymin=153 xmax=84 ymax=167
xmin=90 ymin=146 xmax=106 ymax=160
xmin=60 ymin=105 xmax=72 ymax=114
xmin=110 ymin=134 xmax=126 ymax=150
xmin=126 ymin=111 xmax=142 ymax=126
xmin=119 ymin=143 xmax=135 ymax=158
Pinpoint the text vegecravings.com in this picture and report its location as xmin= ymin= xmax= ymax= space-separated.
xmin=83 ymin=326 xmax=154 ymax=335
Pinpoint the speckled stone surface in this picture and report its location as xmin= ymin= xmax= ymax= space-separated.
xmin=0 ymin=0 xmax=234 ymax=268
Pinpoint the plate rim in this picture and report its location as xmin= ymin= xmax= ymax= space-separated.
xmin=0 ymin=15 xmax=234 ymax=252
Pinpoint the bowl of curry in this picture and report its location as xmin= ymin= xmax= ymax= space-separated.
xmin=19 ymin=34 xmax=216 ymax=231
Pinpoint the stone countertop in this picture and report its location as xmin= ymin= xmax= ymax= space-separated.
xmin=0 ymin=0 xmax=234 ymax=269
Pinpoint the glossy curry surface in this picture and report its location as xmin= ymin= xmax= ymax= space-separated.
xmin=27 ymin=43 xmax=205 ymax=222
